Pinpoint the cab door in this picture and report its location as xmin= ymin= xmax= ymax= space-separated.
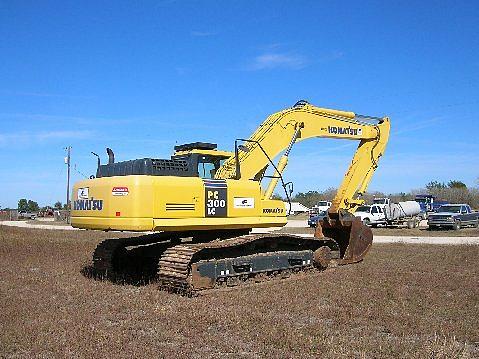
xmin=371 ymin=205 xmax=384 ymax=222
xmin=462 ymin=205 xmax=476 ymax=224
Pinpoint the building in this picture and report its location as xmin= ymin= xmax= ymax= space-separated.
xmin=284 ymin=202 xmax=310 ymax=215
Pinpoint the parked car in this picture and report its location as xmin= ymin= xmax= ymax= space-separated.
xmin=427 ymin=204 xmax=479 ymax=230
xmin=310 ymin=201 xmax=331 ymax=214
xmin=308 ymin=210 xmax=328 ymax=228
xmin=18 ymin=211 xmax=37 ymax=220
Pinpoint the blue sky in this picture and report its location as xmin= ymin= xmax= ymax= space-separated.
xmin=1 ymin=1 xmax=478 ymax=208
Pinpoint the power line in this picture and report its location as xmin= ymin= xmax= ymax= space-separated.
xmin=73 ymin=164 xmax=88 ymax=179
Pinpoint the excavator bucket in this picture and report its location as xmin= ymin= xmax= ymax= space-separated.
xmin=315 ymin=214 xmax=373 ymax=264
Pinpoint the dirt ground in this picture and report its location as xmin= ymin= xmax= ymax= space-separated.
xmin=1 ymin=226 xmax=478 ymax=358
xmin=26 ymin=220 xmax=70 ymax=226
xmin=287 ymin=213 xmax=310 ymax=220
xmin=277 ymin=225 xmax=479 ymax=237
xmin=9 ymin=217 xmax=479 ymax=237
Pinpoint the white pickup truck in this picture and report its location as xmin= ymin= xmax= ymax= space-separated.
xmin=354 ymin=205 xmax=386 ymax=227
xmin=310 ymin=201 xmax=331 ymax=215
xmin=354 ymin=198 xmax=422 ymax=228
xmin=18 ymin=211 xmax=37 ymax=220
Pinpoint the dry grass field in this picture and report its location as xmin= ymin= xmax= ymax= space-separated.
xmin=278 ymin=225 xmax=479 ymax=237
xmin=1 ymin=225 xmax=478 ymax=358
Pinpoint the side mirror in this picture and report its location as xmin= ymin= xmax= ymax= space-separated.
xmin=284 ymin=182 xmax=294 ymax=196
xmin=238 ymin=144 xmax=250 ymax=153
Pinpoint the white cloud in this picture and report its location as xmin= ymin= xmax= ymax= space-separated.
xmin=191 ymin=31 xmax=216 ymax=37
xmin=247 ymin=53 xmax=307 ymax=71
xmin=318 ymin=50 xmax=344 ymax=62
xmin=0 ymin=130 xmax=93 ymax=147
xmin=0 ymin=112 xmax=136 ymax=126
xmin=175 ymin=66 xmax=189 ymax=76
xmin=392 ymin=116 xmax=443 ymax=136
xmin=0 ymin=90 xmax=93 ymax=99
xmin=244 ymin=47 xmax=345 ymax=71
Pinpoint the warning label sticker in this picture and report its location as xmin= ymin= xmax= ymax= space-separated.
xmin=112 ymin=187 xmax=129 ymax=196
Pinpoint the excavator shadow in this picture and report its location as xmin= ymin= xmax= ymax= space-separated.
xmin=81 ymin=242 xmax=170 ymax=286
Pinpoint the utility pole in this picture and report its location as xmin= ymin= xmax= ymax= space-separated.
xmin=65 ymin=146 xmax=71 ymax=223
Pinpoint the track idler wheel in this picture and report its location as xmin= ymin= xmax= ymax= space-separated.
xmin=315 ymin=213 xmax=373 ymax=265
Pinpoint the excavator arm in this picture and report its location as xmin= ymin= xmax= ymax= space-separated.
xmin=216 ymin=100 xmax=390 ymax=264
xmin=215 ymin=100 xmax=390 ymax=214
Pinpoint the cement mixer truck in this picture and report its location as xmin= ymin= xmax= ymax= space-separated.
xmin=354 ymin=198 xmax=422 ymax=229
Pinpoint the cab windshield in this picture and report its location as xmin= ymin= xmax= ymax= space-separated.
xmin=356 ymin=206 xmax=370 ymax=213
xmin=437 ymin=205 xmax=461 ymax=213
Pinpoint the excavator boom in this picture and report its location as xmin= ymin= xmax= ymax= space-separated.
xmin=216 ymin=100 xmax=390 ymax=213
xmin=214 ymin=100 xmax=390 ymax=266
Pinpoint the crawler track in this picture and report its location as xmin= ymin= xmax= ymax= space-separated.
xmin=90 ymin=218 xmax=371 ymax=295
xmin=92 ymin=233 xmax=178 ymax=280
xmin=157 ymin=233 xmax=339 ymax=296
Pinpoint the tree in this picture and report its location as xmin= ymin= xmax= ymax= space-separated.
xmin=54 ymin=201 xmax=63 ymax=210
xmin=27 ymin=200 xmax=39 ymax=212
xmin=426 ymin=181 xmax=446 ymax=190
xmin=271 ymin=193 xmax=284 ymax=200
xmin=447 ymin=180 xmax=467 ymax=189
xmin=293 ymin=190 xmax=323 ymax=208
xmin=291 ymin=188 xmax=338 ymax=208
xmin=18 ymin=199 xmax=28 ymax=211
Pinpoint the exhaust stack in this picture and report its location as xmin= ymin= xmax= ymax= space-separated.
xmin=106 ymin=148 xmax=115 ymax=164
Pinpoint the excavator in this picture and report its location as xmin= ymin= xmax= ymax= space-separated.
xmin=72 ymin=100 xmax=390 ymax=295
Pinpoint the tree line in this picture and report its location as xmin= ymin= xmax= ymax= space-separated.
xmin=13 ymin=199 xmax=67 ymax=212
xmin=278 ymin=178 xmax=479 ymax=209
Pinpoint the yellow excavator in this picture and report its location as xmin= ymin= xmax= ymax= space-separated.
xmin=72 ymin=100 xmax=390 ymax=294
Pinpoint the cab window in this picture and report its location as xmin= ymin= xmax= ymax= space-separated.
xmin=371 ymin=206 xmax=378 ymax=214
xmin=197 ymin=156 xmax=227 ymax=179
xmin=198 ymin=160 xmax=216 ymax=179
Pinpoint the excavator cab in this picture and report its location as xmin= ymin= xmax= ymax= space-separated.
xmin=172 ymin=142 xmax=233 ymax=179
